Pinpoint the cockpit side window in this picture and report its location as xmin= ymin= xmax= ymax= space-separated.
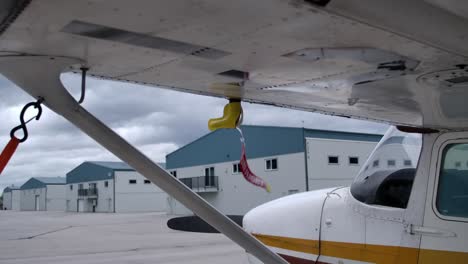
xmin=436 ymin=143 xmax=468 ymax=218
xmin=350 ymin=127 xmax=422 ymax=209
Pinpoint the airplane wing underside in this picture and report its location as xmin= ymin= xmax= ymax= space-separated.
xmin=1 ymin=0 xmax=468 ymax=129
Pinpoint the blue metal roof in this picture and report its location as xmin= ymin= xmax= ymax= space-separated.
xmin=20 ymin=177 xmax=65 ymax=190
xmin=88 ymin=161 xmax=134 ymax=171
xmin=3 ymin=186 xmax=20 ymax=193
xmin=166 ymin=125 xmax=382 ymax=169
xmin=66 ymin=161 xmax=165 ymax=184
xmin=21 ymin=178 xmax=45 ymax=190
xmin=303 ymin=129 xmax=382 ymax=142
xmin=67 ymin=161 xmax=124 ymax=184
xmin=36 ymin=177 xmax=66 ymax=184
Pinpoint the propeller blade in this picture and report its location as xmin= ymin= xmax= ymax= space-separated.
xmin=168 ymin=215 xmax=243 ymax=233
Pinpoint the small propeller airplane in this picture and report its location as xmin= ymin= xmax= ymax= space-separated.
xmin=0 ymin=0 xmax=467 ymax=263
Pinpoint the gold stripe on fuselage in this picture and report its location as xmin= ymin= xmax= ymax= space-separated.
xmin=252 ymin=233 xmax=319 ymax=255
xmin=253 ymin=233 xmax=468 ymax=264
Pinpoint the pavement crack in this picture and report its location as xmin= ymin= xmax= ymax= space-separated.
xmin=12 ymin=226 xmax=73 ymax=240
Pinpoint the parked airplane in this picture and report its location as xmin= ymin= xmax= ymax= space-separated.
xmin=0 ymin=0 xmax=467 ymax=263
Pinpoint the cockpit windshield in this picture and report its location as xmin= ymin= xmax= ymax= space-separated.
xmin=350 ymin=126 xmax=422 ymax=209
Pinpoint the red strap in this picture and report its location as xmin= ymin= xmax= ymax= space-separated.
xmin=0 ymin=137 xmax=20 ymax=175
xmin=239 ymin=142 xmax=271 ymax=192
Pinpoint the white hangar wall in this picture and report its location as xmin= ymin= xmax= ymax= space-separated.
xmin=114 ymin=171 xmax=167 ymax=213
xmin=11 ymin=190 xmax=21 ymax=210
xmin=19 ymin=177 xmax=66 ymax=211
xmin=204 ymin=152 xmax=307 ymax=215
xmin=21 ymin=186 xmax=66 ymax=211
xmin=45 ymin=185 xmax=66 ymax=211
xmin=169 ymin=152 xmax=307 ymax=215
xmin=306 ymin=138 xmax=378 ymax=190
xmin=20 ymin=188 xmax=46 ymax=211
xmin=3 ymin=191 xmax=12 ymax=210
xmin=165 ymin=125 xmax=382 ymax=216
xmin=66 ymin=161 xmax=167 ymax=213
xmin=1 ymin=188 xmax=20 ymax=210
xmin=66 ymin=179 xmax=114 ymax=213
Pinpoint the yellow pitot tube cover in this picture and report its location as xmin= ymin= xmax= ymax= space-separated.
xmin=208 ymin=101 xmax=242 ymax=131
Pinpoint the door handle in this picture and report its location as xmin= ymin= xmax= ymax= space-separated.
xmin=405 ymin=224 xmax=457 ymax=237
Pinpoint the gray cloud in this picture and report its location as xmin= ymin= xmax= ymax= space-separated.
xmin=0 ymin=74 xmax=388 ymax=191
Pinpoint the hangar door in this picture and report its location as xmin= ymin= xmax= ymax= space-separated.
xmin=77 ymin=199 xmax=85 ymax=212
xmin=34 ymin=195 xmax=40 ymax=211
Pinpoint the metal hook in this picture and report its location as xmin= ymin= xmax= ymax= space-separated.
xmin=78 ymin=67 xmax=88 ymax=104
xmin=10 ymin=97 xmax=44 ymax=143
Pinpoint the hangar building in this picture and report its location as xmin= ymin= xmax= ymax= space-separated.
xmin=166 ymin=125 xmax=382 ymax=215
xmin=20 ymin=177 xmax=66 ymax=211
xmin=2 ymin=185 xmax=21 ymax=210
xmin=66 ymin=161 xmax=167 ymax=213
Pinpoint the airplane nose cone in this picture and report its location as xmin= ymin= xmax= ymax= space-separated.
xmin=243 ymin=188 xmax=335 ymax=263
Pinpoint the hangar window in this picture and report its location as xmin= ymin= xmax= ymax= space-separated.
xmin=404 ymin=159 xmax=412 ymax=166
xmin=69 ymin=185 xmax=73 ymax=190
xmin=104 ymin=181 xmax=108 ymax=187
xmin=170 ymin=171 xmax=177 ymax=178
xmin=205 ymin=167 xmax=215 ymax=176
xmin=455 ymin=161 xmax=461 ymax=168
xmin=328 ymin=156 xmax=339 ymax=165
xmin=436 ymin=143 xmax=468 ymax=218
xmin=266 ymin=158 xmax=278 ymax=170
xmin=233 ymin=163 xmax=240 ymax=174
xmin=351 ymin=127 xmax=422 ymax=209
xmin=272 ymin=159 xmax=278 ymax=170
xmin=129 ymin=179 xmax=137 ymax=184
xmin=204 ymin=167 xmax=216 ymax=187
xmin=349 ymin=157 xmax=359 ymax=165
xmin=144 ymin=180 xmax=151 ymax=184
xmin=373 ymin=160 xmax=379 ymax=168
xmin=387 ymin=160 xmax=396 ymax=167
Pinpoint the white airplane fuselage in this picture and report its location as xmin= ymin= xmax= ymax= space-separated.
xmin=244 ymin=127 xmax=468 ymax=264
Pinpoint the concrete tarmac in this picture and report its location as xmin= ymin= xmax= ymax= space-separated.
xmin=0 ymin=211 xmax=249 ymax=264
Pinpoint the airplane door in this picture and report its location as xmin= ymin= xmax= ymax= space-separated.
xmin=419 ymin=134 xmax=468 ymax=263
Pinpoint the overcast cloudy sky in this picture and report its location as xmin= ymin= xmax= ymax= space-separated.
xmin=0 ymin=74 xmax=388 ymax=191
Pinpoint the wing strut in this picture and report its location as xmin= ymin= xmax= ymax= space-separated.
xmin=0 ymin=55 xmax=288 ymax=264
